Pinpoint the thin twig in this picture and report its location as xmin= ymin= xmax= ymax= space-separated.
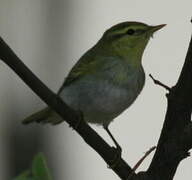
xmin=127 ymin=146 xmax=156 ymax=180
xmin=133 ymin=146 xmax=156 ymax=171
xmin=149 ymin=74 xmax=171 ymax=91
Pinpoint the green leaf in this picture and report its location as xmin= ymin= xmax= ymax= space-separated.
xmin=32 ymin=153 xmax=52 ymax=180
xmin=13 ymin=170 xmax=34 ymax=180
xmin=13 ymin=153 xmax=52 ymax=180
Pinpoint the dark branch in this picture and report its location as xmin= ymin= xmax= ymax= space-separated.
xmin=127 ymin=146 xmax=156 ymax=180
xmin=149 ymin=74 xmax=171 ymax=91
xmin=0 ymin=37 xmax=132 ymax=180
xmin=133 ymin=146 xmax=156 ymax=172
xmin=147 ymin=25 xmax=192 ymax=179
xmin=1 ymin=20 xmax=192 ymax=180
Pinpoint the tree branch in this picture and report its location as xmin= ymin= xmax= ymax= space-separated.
xmin=1 ymin=20 xmax=192 ymax=180
xmin=146 ymin=25 xmax=192 ymax=180
xmin=0 ymin=37 xmax=132 ymax=180
xmin=149 ymin=74 xmax=171 ymax=91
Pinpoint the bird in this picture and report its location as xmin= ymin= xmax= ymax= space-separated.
xmin=23 ymin=21 xmax=165 ymax=151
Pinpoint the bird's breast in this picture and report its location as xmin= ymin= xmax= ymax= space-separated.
xmin=59 ymin=65 xmax=145 ymax=126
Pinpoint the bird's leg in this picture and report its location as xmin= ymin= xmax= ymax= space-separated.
xmin=104 ymin=125 xmax=122 ymax=168
xmin=104 ymin=126 xmax=122 ymax=152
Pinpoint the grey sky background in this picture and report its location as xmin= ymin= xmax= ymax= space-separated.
xmin=0 ymin=0 xmax=192 ymax=179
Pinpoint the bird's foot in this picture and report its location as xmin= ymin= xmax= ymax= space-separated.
xmin=108 ymin=145 xmax=122 ymax=169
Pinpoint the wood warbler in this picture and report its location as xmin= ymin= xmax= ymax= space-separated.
xmin=23 ymin=22 xmax=165 ymax=150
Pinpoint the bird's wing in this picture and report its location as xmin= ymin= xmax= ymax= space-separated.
xmin=58 ymin=54 xmax=119 ymax=92
xmin=58 ymin=53 xmax=103 ymax=90
xmin=63 ymin=58 xmax=99 ymax=86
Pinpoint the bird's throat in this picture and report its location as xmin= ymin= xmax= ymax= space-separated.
xmin=95 ymin=40 xmax=145 ymax=67
xmin=117 ymin=46 xmax=144 ymax=67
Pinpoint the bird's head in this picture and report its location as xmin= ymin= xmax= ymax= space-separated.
xmin=99 ymin=22 xmax=166 ymax=60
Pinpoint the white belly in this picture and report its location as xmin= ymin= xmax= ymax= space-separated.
xmin=59 ymin=69 xmax=145 ymax=127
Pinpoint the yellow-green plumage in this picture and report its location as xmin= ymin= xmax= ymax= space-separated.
xmin=23 ymin=21 xmax=165 ymax=147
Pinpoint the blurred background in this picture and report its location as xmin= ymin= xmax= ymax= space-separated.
xmin=0 ymin=0 xmax=192 ymax=179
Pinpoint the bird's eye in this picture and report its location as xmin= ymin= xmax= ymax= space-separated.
xmin=126 ymin=29 xmax=135 ymax=35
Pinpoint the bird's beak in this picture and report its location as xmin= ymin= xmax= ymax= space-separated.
xmin=149 ymin=24 xmax=166 ymax=33
xmin=148 ymin=24 xmax=166 ymax=38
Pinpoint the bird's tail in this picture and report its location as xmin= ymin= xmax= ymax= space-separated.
xmin=22 ymin=107 xmax=63 ymax=125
